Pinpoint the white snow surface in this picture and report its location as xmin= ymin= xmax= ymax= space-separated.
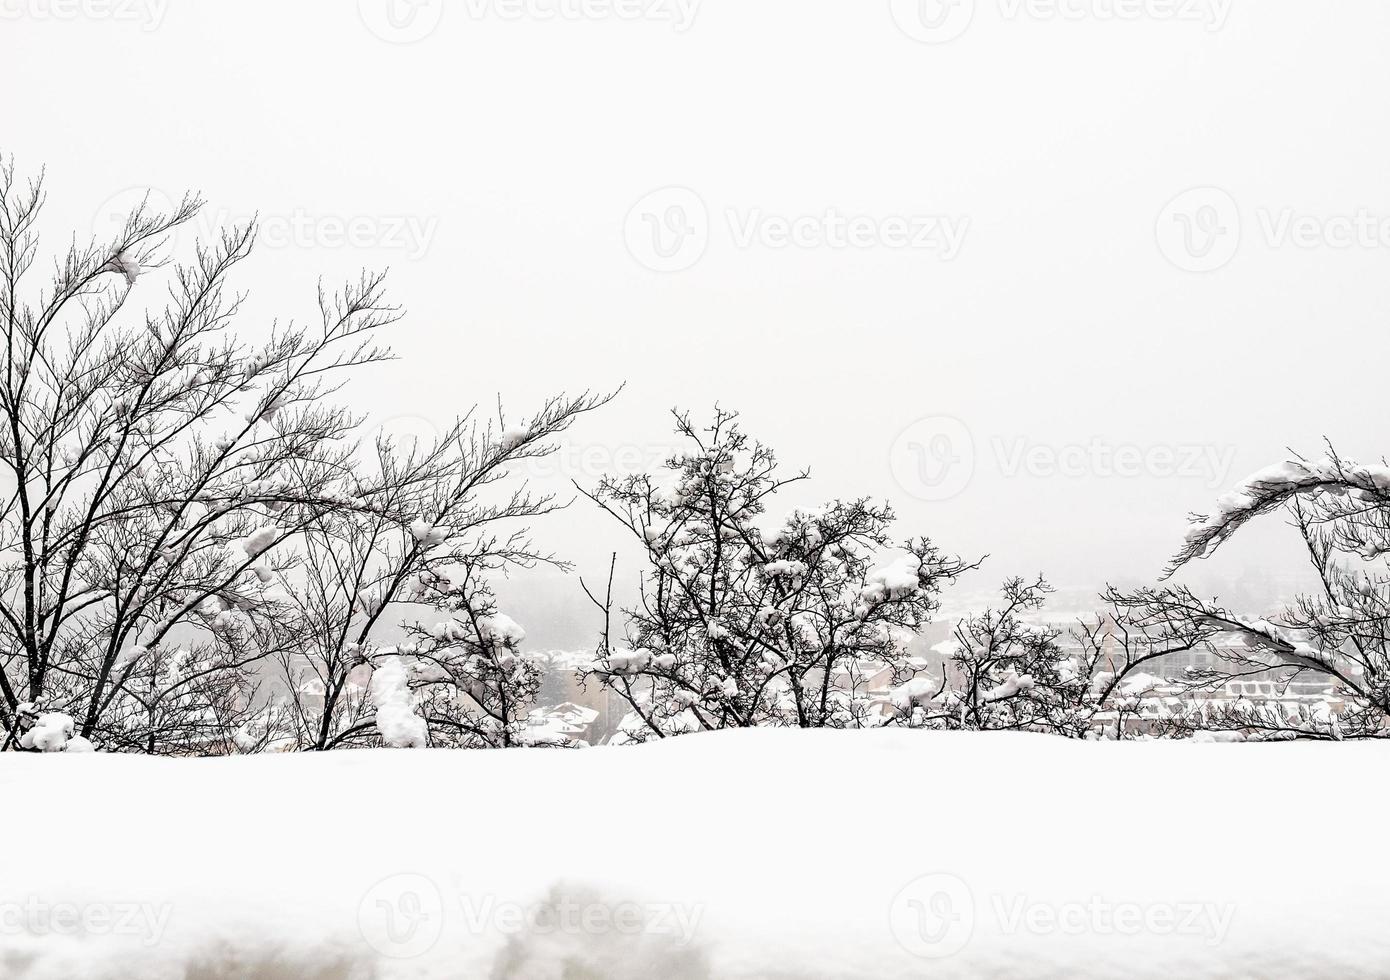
xmin=1 ymin=729 xmax=1386 ymax=978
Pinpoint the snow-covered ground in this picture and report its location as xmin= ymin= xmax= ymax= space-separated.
xmin=2 ymin=730 xmax=1385 ymax=979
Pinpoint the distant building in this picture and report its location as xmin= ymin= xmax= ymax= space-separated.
xmin=531 ymin=650 xmax=630 ymax=743
xmin=523 ymin=701 xmax=600 ymax=747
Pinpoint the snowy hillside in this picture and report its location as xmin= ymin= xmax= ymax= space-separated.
xmin=2 ymin=730 xmax=1386 ymax=979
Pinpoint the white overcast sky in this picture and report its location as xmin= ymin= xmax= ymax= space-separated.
xmin=5 ymin=1 xmax=1388 ymax=645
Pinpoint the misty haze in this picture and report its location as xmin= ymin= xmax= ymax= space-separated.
xmin=2 ymin=2 xmax=1388 ymax=978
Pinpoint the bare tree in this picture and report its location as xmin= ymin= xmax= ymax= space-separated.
xmin=276 ymin=392 xmax=612 ymax=750
xmin=1104 ymin=447 xmax=1390 ymax=740
xmin=885 ymin=576 xmax=1072 ymax=732
xmin=879 ymin=576 xmax=1208 ymax=738
xmin=0 ymin=157 xmax=611 ymax=753
xmin=578 ymin=408 xmax=974 ymax=741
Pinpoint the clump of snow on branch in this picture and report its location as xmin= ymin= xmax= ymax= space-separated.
xmin=410 ymin=519 xmax=451 ymax=547
xmin=369 ymin=656 xmax=428 ymax=748
xmin=478 ymin=613 xmax=526 ymax=647
xmin=1170 ymin=453 xmax=1390 ymax=574
xmin=99 ymin=249 xmax=142 ymax=286
xmin=499 ymin=426 xmax=530 ymax=452
xmin=18 ymin=710 xmax=94 ymax=752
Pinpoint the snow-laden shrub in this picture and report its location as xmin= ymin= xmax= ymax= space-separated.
xmin=0 ymin=156 xmax=612 ymax=755
xmin=1106 ymin=446 xmax=1390 ymax=740
xmin=579 ymin=408 xmax=975 ymax=739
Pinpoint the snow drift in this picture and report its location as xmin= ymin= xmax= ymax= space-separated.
xmin=1 ymin=729 xmax=1385 ymax=979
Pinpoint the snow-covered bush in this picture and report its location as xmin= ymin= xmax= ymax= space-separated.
xmin=885 ymin=577 xmax=1068 ymax=732
xmin=272 ymin=392 xmax=609 ymax=750
xmin=881 ymin=577 xmax=1204 ymax=739
xmin=1104 ymin=448 xmax=1390 ymax=740
xmin=0 ymin=158 xmax=403 ymax=753
xmin=578 ymin=409 xmax=974 ymax=740
xmin=406 ymin=603 xmax=547 ymax=750
xmin=0 ymin=157 xmax=609 ymax=754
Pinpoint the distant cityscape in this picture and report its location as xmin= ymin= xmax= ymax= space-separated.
xmin=521 ymin=567 xmax=1340 ymax=745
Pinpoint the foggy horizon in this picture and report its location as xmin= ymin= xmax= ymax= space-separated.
xmin=12 ymin=2 xmax=1385 ymax=650
xmin=7 ymin=4 xmax=1390 ymax=977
